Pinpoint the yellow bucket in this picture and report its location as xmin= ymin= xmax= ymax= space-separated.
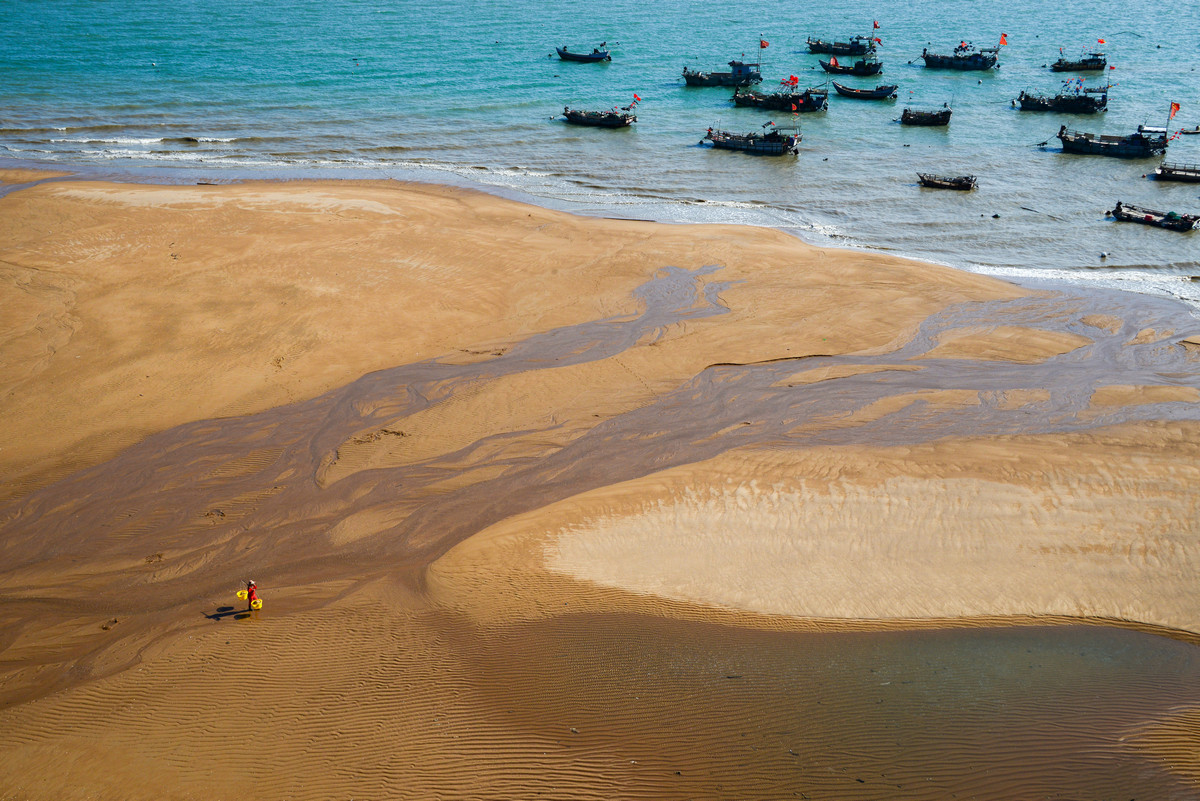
xmin=237 ymin=590 xmax=248 ymax=599
xmin=250 ymin=599 xmax=263 ymax=610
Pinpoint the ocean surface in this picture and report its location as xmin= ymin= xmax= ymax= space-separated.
xmin=2 ymin=0 xmax=1198 ymax=307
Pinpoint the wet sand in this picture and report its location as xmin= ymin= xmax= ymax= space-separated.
xmin=2 ymin=172 xmax=1200 ymax=799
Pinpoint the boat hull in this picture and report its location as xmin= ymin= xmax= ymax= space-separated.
xmin=1051 ymin=57 xmax=1106 ymax=72
xmin=1017 ymin=91 xmax=1106 ymax=113
xmin=921 ymin=51 xmax=998 ymax=70
xmin=683 ymin=70 xmax=761 ymax=87
xmin=1110 ymin=201 xmax=1199 ymax=231
xmin=819 ymin=59 xmax=882 ymax=76
xmin=1155 ymin=164 xmax=1200 ymax=183
xmin=1057 ymin=126 xmax=1167 ymax=158
xmin=556 ymin=47 xmax=611 ymax=62
xmin=806 ymin=37 xmax=872 ymax=55
xmin=733 ymin=88 xmax=828 ymax=112
xmin=832 ymin=82 xmax=897 ymax=100
xmin=918 ymin=173 xmax=976 ymax=190
xmin=563 ymin=110 xmax=635 ymax=127
xmin=901 ymin=108 xmax=952 ymax=126
xmin=705 ymin=128 xmax=801 ymax=156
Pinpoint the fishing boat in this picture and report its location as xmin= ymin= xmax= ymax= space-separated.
xmin=1050 ymin=51 xmax=1106 ymax=72
xmin=806 ymin=35 xmax=874 ymax=56
xmin=832 ymin=82 xmax=898 ymax=100
xmin=556 ymin=45 xmax=611 ymax=63
xmin=1057 ymin=124 xmax=1168 ymax=158
xmin=683 ymin=60 xmax=762 ymax=87
xmin=1178 ymin=126 xmax=1200 ymax=135
xmin=921 ymin=42 xmax=1000 ymax=70
xmin=562 ymin=107 xmax=635 ymax=127
xmin=901 ymin=105 xmax=952 ymax=126
xmin=819 ymin=55 xmax=883 ymax=76
xmin=1154 ymin=162 xmax=1200 ymax=182
xmin=703 ymin=123 xmax=801 ymax=155
xmin=1015 ymin=83 xmax=1108 ymax=113
xmin=1108 ymin=200 xmax=1199 ymax=231
xmin=733 ymin=86 xmax=828 ymax=112
xmin=917 ymin=173 xmax=976 ymax=190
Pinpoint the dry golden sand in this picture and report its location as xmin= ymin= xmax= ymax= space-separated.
xmin=2 ymin=174 xmax=1200 ymax=800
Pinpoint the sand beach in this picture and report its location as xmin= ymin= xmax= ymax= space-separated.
xmin=2 ymin=170 xmax=1200 ymax=800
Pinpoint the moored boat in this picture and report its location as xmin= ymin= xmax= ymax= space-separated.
xmin=1051 ymin=51 xmax=1106 ymax=72
xmin=917 ymin=173 xmax=976 ymax=190
xmin=733 ymin=86 xmax=828 ymax=112
xmin=1015 ymin=83 xmax=1108 ymax=113
xmin=562 ymin=107 xmax=635 ymax=127
xmin=1108 ymin=200 xmax=1199 ymax=231
xmin=683 ymin=60 xmax=762 ymax=87
xmin=921 ymin=41 xmax=1000 ymax=70
xmin=703 ymin=124 xmax=801 ymax=155
xmin=556 ymin=45 xmax=611 ymax=63
xmin=806 ymin=35 xmax=874 ymax=56
xmin=832 ymin=81 xmax=898 ymax=100
xmin=1057 ymin=124 xmax=1168 ymax=158
xmin=901 ymin=105 xmax=952 ymax=126
xmin=819 ymin=55 xmax=883 ymax=75
xmin=1154 ymin=162 xmax=1200 ymax=182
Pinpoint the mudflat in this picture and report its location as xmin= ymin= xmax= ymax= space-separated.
xmin=2 ymin=173 xmax=1199 ymax=800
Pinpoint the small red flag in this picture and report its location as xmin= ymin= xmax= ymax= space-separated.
xmin=873 ymin=20 xmax=880 ymax=29
xmin=1098 ymin=38 xmax=1106 ymax=44
xmin=1170 ymin=102 xmax=1181 ymax=119
xmin=790 ymin=75 xmax=799 ymax=86
xmin=999 ymin=33 xmax=1008 ymax=46
xmin=633 ymin=93 xmax=641 ymax=102
xmin=830 ymin=55 xmax=839 ymax=67
xmin=1109 ymin=65 xmax=1116 ymax=69
xmin=873 ymin=37 xmax=881 ymax=44
xmin=760 ymin=39 xmax=769 ymax=48
xmin=791 ymin=103 xmax=797 ymax=111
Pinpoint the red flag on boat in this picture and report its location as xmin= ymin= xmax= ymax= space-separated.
xmin=760 ymin=39 xmax=769 ymax=48
xmin=830 ymin=55 xmax=839 ymax=67
xmin=791 ymin=103 xmax=797 ymax=111
xmin=999 ymin=33 xmax=1008 ymax=45
xmin=1098 ymin=38 xmax=1106 ymax=44
xmin=1170 ymin=102 xmax=1181 ymax=119
xmin=873 ymin=37 xmax=882 ymax=44
xmin=873 ymin=20 xmax=880 ymax=29
xmin=633 ymin=93 xmax=641 ymax=102
xmin=790 ymin=75 xmax=799 ymax=86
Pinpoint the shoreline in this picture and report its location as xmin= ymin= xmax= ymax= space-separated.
xmin=6 ymin=158 xmax=1199 ymax=317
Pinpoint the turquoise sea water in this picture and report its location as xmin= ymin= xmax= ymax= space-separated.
xmin=2 ymin=0 xmax=1198 ymax=305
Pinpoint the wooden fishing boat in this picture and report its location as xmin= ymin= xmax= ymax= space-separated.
xmin=1154 ymin=162 xmax=1200 ymax=183
xmin=917 ymin=173 xmax=976 ymax=190
xmin=1015 ymin=85 xmax=1108 ymax=113
xmin=901 ymin=105 xmax=952 ymax=126
xmin=683 ymin=60 xmax=762 ymax=87
xmin=806 ymin=35 xmax=874 ymax=56
xmin=1051 ymin=52 xmax=1106 ymax=72
xmin=921 ymin=43 xmax=999 ymax=70
xmin=703 ymin=124 xmax=801 ymax=155
xmin=1108 ymin=200 xmax=1199 ymax=231
xmin=832 ymin=82 xmax=897 ymax=100
xmin=562 ymin=107 xmax=635 ymax=127
xmin=1057 ymin=125 xmax=1168 ymax=158
xmin=556 ymin=45 xmax=611 ymax=63
xmin=733 ymin=86 xmax=828 ymax=112
xmin=819 ymin=56 xmax=883 ymax=76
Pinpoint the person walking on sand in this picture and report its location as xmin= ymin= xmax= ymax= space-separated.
xmin=246 ymin=580 xmax=258 ymax=612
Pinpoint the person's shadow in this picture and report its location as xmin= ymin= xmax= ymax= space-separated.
xmin=205 ymin=605 xmax=252 ymax=621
